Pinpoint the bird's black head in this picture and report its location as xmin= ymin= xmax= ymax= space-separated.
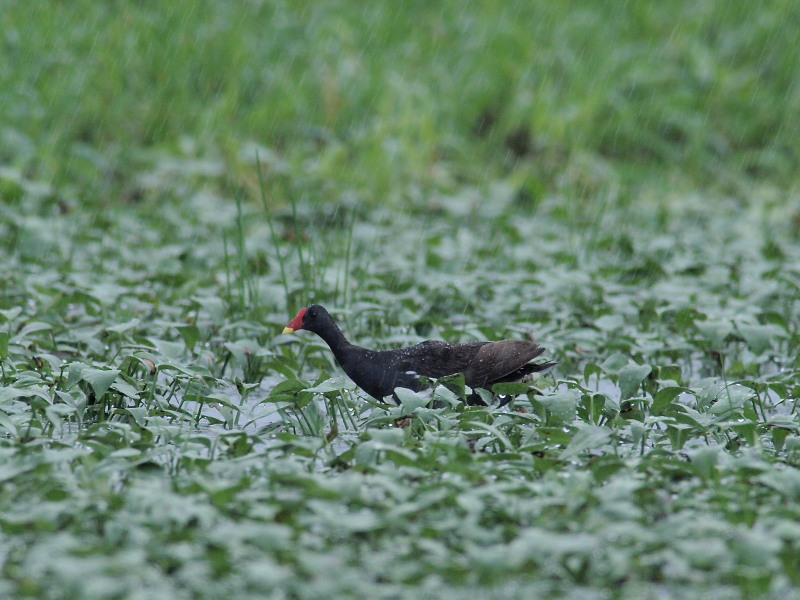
xmin=283 ymin=304 xmax=330 ymax=335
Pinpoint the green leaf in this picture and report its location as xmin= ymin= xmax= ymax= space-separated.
xmin=687 ymin=446 xmax=720 ymax=480
xmin=225 ymin=340 xmax=251 ymax=367
xmin=104 ymin=319 xmax=140 ymax=334
xmin=44 ymin=404 xmax=76 ymax=429
xmin=583 ymin=362 xmax=602 ymax=384
xmin=111 ymin=381 xmax=140 ymax=399
xmin=435 ymin=373 xmax=466 ymax=398
xmin=82 ymin=368 xmax=121 ymax=399
xmin=708 ymin=384 xmax=755 ymax=415
xmin=0 ymin=413 xmax=18 ymax=437
xmin=305 ymin=376 xmax=354 ymax=394
xmin=696 ymin=319 xmax=733 ymax=347
xmin=560 ymin=425 xmax=612 ymax=459
xmin=600 ymin=353 xmax=630 ymax=375
xmin=658 ymin=364 xmax=682 ymax=383
xmin=534 ymin=389 xmax=580 ymax=423
xmin=11 ymin=321 xmax=52 ymax=342
xmin=66 ymin=362 xmax=89 ymax=389
xmin=491 ymin=382 xmax=529 ymax=396
xmin=652 ymin=387 xmax=685 ymax=414
xmin=432 ymin=385 xmax=460 ymax=407
xmin=594 ymin=314 xmax=624 ymax=331
xmin=268 ymin=379 xmax=310 ymax=398
xmin=468 ymin=421 xmax=513 ymax=450
xmin=394 ymin=387 xmax=430 ymax=412
xmin=618 ymin=364 xmax=651 ymax=400
xmin=126 ymin=407 xmax=149 ymax=426
xmin=737 ymin=323 xmax=783 ymax=354
xmin=177 ymin=324 xmax=200 ymax=350
xmin=148 ymin=337 xmax=187 ymax=359
xmin=0 ymin=307 xmax=23 ymax=322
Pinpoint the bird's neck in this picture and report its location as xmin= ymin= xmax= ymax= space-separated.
xmin=317 ymin=320 xmax=353 ymax=355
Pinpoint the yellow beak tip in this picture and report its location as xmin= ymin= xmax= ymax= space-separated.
xmin=282 ymin=327 xmax=295 ymax=335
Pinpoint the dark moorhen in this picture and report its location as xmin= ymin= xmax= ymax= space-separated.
xmin=282 ymin=305 xmax=555 ymax=404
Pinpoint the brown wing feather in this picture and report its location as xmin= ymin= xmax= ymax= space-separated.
xmin=391 ymin=340 xmax=488 ymax=379
xmin=463 ymin=340 xmax=545 ymax=388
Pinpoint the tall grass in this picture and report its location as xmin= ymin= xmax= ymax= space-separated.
xmin=2 ymin=0 xmax=798 ymax=209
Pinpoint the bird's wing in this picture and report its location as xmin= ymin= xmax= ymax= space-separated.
xmin=462 ymin=340 xmax=545 ymax=388
xmin=392 ymin=340 xmax=487 ymax=380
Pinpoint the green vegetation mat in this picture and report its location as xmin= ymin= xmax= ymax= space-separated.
xmin=1 ymin=2 xmax=799 ymax=599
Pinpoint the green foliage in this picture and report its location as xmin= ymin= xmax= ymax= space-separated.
xmin=1 ymin=2 xmax=800 ymax=599
xmin=2 ymin=0 xmax=800 ymax=208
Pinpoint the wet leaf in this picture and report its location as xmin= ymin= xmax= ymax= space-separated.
xmin=82 ymin=368 xmax=121 ymax=399
xmin=534 ymin=389 xmax=580 ymax=423
xmin=618 ymin=364 xmax=652 ymax=400
xmin=560 ymin=425 xmax=612 ymax=459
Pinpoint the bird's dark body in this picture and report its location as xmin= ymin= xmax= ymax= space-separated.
xmin=285 ymin=305 xmax=555 ymax=404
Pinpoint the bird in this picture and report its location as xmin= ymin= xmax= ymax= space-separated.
xmin=282 ymin=304 xmax=555 ymax=404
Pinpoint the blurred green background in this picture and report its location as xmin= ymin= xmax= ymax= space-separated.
xmin=3 ymin=0 xmax=798 ymax=211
